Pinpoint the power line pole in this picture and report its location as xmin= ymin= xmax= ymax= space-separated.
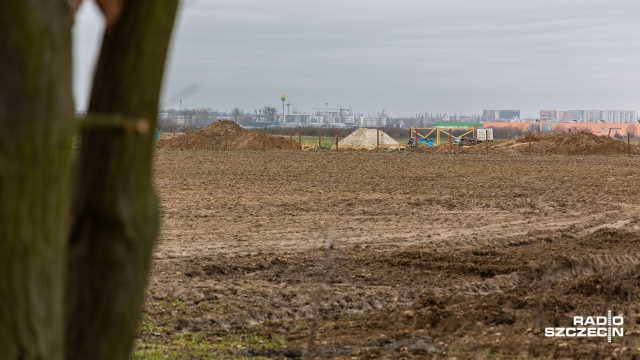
xmin=281 ymin=93 xmax=286 ymax=123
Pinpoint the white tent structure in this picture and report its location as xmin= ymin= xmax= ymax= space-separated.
xmin=333 ymin=128 xmax=399 ymax=150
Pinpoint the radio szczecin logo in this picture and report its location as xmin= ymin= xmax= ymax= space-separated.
xmin=545 ymin=311 xmax=623 ymax=343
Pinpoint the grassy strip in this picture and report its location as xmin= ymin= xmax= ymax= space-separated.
xmin=134 ymin=332 xmax=287 ymax=360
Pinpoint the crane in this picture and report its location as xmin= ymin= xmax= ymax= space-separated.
xmin=286 ymin=103 xmax=297 ymax=115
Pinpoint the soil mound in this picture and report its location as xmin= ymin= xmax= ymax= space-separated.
xmin=156 ymin=121 xmax=299 ymax=150
xmin=333 ymin=128 xmax=399 ymax=150
xmin=424 ymin=131 xmax=639 ymax=155
xmin=503 ymin=131 xmax=639 ymax=155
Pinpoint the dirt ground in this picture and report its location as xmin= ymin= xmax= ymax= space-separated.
xmin=140 ymin=149 xmax=640 ymax=359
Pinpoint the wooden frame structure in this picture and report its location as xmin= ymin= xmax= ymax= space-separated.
xmin=409 ymin=127 xmax=477 ymax=146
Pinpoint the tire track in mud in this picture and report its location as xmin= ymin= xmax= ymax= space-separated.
xmin=427 ymin=253 xmax=640 ymax=298
xmin=423 ymin=220 xmax=640 ymax=299
xmin=154 ymin=207 xmax=632 ymax=259
xmin=146 ymin=151 xmax=640 ymax=358
xmin=148 ymin=226 xmax=640 ymax=333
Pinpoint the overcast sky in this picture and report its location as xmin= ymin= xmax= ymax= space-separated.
xmin=73 ymin=0 xmax=640 ymax=117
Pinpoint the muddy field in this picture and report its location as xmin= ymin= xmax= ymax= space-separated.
xmin=139 ymin=150 xmax=640 ymax=359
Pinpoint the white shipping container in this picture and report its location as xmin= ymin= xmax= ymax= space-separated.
xmin=477 ymin=128 xmax=493 ymax=141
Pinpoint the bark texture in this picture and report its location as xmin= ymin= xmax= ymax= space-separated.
xmin=66 ymin=1 xmax=179 ymax=359
xmin=0 ymin=1 xmax=74 ymax=359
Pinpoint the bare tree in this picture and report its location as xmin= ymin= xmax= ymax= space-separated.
xmin=193 ymin=107 xmax=217 ymax=127
xmin=183 ymin=108 xmax=196 ymax=128
xmin=232 ymin=107 xmax=243 ymax=121
xmin=0 ymin=1 xmax=180 ymax=359
xmin=262 ymin=106 xmax=278 ymax=122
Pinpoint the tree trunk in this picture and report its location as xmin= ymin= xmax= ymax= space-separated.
xmin=66 ymin=2 xmax=179 ymax=360
xmin=0 ymin=1 xmax=74 ymax=359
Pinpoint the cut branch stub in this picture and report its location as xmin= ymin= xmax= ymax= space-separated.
xmin=72 ymin=0 xmax=123 ymax=28
xmin=96 ymin=0 xmax=123 ymax=28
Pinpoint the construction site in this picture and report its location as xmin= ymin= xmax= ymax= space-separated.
xmin=158 ymin=121 xmax=640 ymax=156
xmin=139 ymin=123 xmax=640 ymax=359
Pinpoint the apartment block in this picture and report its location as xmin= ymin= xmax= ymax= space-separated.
xmin=483 ymin=110 xmax=520 ymax=121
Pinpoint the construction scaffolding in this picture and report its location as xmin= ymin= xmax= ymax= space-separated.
xmin=409 ymin=127 xmax=477 ymax=146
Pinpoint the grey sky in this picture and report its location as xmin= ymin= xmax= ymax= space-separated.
xmin=73 ymin=0 xmax=640 ymax=117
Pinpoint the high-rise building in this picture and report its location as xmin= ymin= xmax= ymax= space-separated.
xmin=483 ymin=110 xmax=520 ymax=121
xmin=601 ymin=110 xmax=637 ymax=123
xmin=568 ymin=110 xmax=637 ymax=123
xmin=482 ymin=110 xmax=498 ymax=120
xmin=584 ymin=110 xmax=601 ymax=122
xmin=558 ymin=111 xmax=569 ymax=122
xmin=568 ymin=110 xmax=584 ymax=122
xmin=540 ymin=110 xmax=558 ymax=122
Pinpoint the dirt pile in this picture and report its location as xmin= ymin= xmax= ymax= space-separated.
xmin=500 ymin=131 xmax=639 ymax=155
xmin=156 ymin=121 xmax=299 ymax=150
xmin=334 ymin=128 xmax=399 ymax=150
xmin=423 ymin=131 xmax=639 ymax=155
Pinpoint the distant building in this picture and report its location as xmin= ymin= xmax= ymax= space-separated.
xmin=584 ymin=110 xmax=601 ymax=122
xmin=483 ymin=110 xmax=520 ymax=121
xmin=386 ymin=118 xmax=406 ymax=128
xmin=601 ymin=110 xmax=637 ymax=123
xmin=558 ymin=111 xmax=569 ymax=122
xmin=357 ymin=116 xmax=387 ymax=127
xmin=568 ymin=110 xmax=637 ymax=123
xmin=343 ymin=116 xmax=356 ymax=125
xmin=540 ymin=110 xmax=558 ymax=122
xmin=279 ymin=114 xmax=312 ymax=123
xmin=482 ymin=110 xmax=498 ymax=120
xmin=434 ymin=122 xmax=481 ymax=128
xmin=568 ymin=110 xmax=583 ymax=122
xmin=310 ymin=116 xmax=324 ymax=124
xmin=175 ymin=115 xmax=186 ymax=126
xmin=310 ymin=109 xmax=355 ymax=125
xmin=485 ymin=121 xmax=640 ymax=137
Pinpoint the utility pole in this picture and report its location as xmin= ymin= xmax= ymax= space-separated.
xmin=281 ymin=93 xmax=286 ymax=123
